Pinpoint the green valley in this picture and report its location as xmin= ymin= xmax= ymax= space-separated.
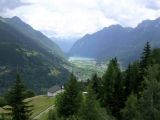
xmin=65 ymin=57 xmax=107 ymax=81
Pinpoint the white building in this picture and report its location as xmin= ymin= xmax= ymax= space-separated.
xmin=47 ymin=85 xmax=64 ymax=97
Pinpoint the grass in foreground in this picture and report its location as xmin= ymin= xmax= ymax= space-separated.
xmin=38 ymin=112 xmax=48 ymax=120
xmin=25 ymin=95 xmax=55 ymax=118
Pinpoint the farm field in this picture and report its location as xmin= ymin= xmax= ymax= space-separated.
xmin=67 ymin=57 xmax=107 ymax=81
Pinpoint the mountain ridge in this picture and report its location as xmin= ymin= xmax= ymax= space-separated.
xmin=3 ymin=16 xmax=66 ymax=60
xmin=0 ymin=16 xmax=69 ymax=94
xmin=69 ymin=17 xmax=160 ymax=64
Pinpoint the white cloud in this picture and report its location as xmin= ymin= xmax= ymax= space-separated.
xmin=0 ymin=0 xmax=29 ymax=12
xmin=1 ymin=0 xmax=160 ymax=39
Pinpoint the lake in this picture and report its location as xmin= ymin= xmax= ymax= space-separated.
xmin=68 ymin=56 xmax=95 ymax=61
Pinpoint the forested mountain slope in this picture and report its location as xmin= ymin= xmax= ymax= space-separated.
xmin=0 ymin=17 xmax=69 ymax=94
xmin=3 ymin=16 xmax=66 ymax=59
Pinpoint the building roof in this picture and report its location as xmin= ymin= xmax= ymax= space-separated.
xmin=0 ymin=107 xmax=4 ymax=113
xmin=3 ymin=105 xmax=12 ymax=110
xmin=48 ymin=85 xmax=62 ymax=93
xmin=0 ymin=107 xmax=11 ymax=114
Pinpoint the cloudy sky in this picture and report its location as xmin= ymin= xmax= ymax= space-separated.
xmin=0 ymin=0 xmax=160 ymax=39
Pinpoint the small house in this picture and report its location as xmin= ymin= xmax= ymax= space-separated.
xmin=47 ymin=85 xmax=64 ymax=97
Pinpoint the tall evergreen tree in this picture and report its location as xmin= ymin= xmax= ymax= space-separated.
xmin=138 ymin=42 xmax=152 ymax=94
xmin=102 ymin=58 xmax=124 ymax=118
xmin=79 ymin=86 xmax=108 ymax=120
xmin=56 ymin=73 xmax=82 ymax=118
xmin=121 ymin=94 xmax=141 ymax=120
xmin=102 ymin=58 xmax=118 ymax=108
xmin=7 ymin=74 xmax=32 ymax=120
xmin=90 ymin=73 xmax=102 ymax=99
xmin=139 ymin=65 xmax=160 ymax=120
xmin=151 ymin=48 xmax=160 ymax=64
xmin=140 ymin=42 xmax=152 ymax=74
xmin=124 ymin=62 xmax=140 ymax=99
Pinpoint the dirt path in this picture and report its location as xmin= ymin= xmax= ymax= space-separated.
xmin=33 ymin=105 xmax=55 ymax=120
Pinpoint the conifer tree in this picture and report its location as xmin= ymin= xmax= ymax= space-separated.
xmin=151 ymin=48 xmax=160 ymax=64
xmin=79 ymin=86 xmax=108 ymax=120
xmin=138 ymin=42 xmax=152 ymax=94
xmin=56 ymin=73 xmax=82 ymax=118
xmin=124 ymin=62 xmax=139 ymax=99
xmin=140 ymin=42 xmax=152 ymax=75
xmin=121 ymin=94 xmax=141 ymax=120
xmin=90 ymin=73 xmax=102 ymax=99
xmin=102 ymin=58 xmax=118 ymax=108
xmin=139 ymin=65 xmax=160 ymax=120
xmin=8 ymin=74 xmax=32 ymax=120
xmin=102 ymin=58 xmax=124 ymax=118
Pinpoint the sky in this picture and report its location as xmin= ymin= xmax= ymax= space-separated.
xmin=0 ymin=0 xmax=160 ymax=40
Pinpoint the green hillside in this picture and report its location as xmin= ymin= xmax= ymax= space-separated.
xmin=0 ymin=17 xmax=69 ymax=94
xmin=4 ymin=16 xmax=66 ymax=60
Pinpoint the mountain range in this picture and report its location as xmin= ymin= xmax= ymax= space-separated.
xmin=51 ymin=37 xmax=76 ymax=53
xmin=0 ymin=16 xmax=69 ymax=94
xmin=69 ymin=17 xmax=160 ymax=64
xmin=1 ymin=16 xmax=160 ymax=94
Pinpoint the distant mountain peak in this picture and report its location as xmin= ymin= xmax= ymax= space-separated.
xmin=109 ymin=24 xmax=123 ymax=29
xmin=156 ymin=17 xmax=160 ymax=21
xmin=0 ymin=16 xmax=4 ymax=22
xmin=137 ymin=19 xmax=152 ymax=28
xmin=136 ymin=17 xmax=160 ymax=29
xmin=0 ymin=16 xmax=3 ymax=19
xmin=12 ymin=16 xmax=20 ymax=19
xmin=10 ymin=16 xmax=26 ymax=25
xmin=102 ymin=24 xmax=123 ymax=31
xmin=155 ymin=17 xmax=160 ymax=26
xmin=11 ymin=16 xmax=22 ymax=21
xmin=83 ymin=33 xmax=91 ymax=38
xmin=0 ymin=16 xmax=22 ymax=23
xmin=102 ymin=24 xmax=133 ymax=33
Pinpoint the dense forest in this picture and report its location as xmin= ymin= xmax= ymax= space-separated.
xmin=1 ymin=42 xmax=160 ymax=120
